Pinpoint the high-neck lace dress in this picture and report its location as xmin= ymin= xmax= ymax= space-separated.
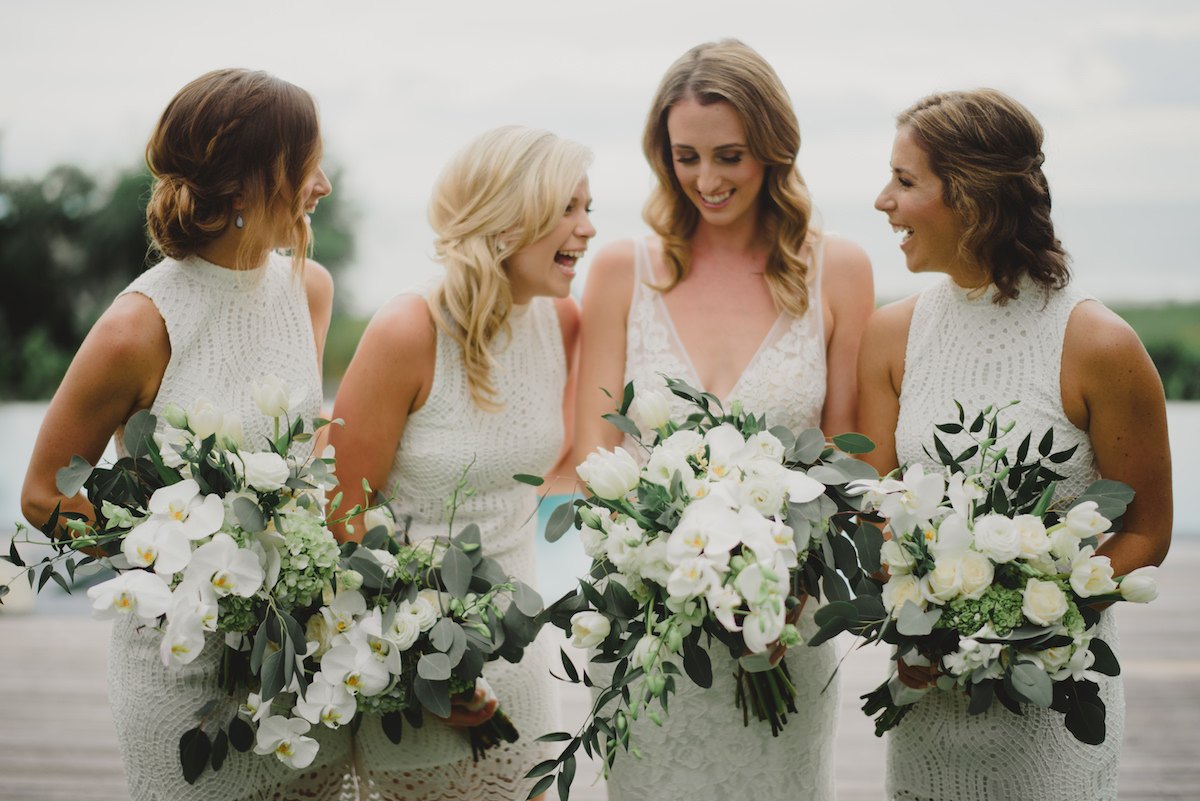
xmin=601 ymin=236 xmax=839 ymax=800
xmin=887 ymin=276 xmax=1124 ymax=801
xmin=109 ymin=254 xmax=353 ymax=800
xmin=351 ymin=294 xmax=565 ymax=800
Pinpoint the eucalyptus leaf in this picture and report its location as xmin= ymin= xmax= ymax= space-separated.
xmin=545 ymin=501 xmax=576 ymax=543
xmin=793 ymin=428 xmax=826 ymax=464
xmin=1008 ymin=661 xmax=1053 ymax=707
xmin=417 ymin=652 xmax=452 ymax=681
xmin=231 ymin=496 xmax=266 ymax=533
xmin=831 ymin=432 xmax=875 ymax=454
xmin=512 ymin=580 xmax=544 ymax=617
xmin=55 ymin=455 xmax=95 ymax=497
xmin=602 ymin=412 xmax=642 ymax=441
xmin=441 ymin=546 xmax=472 ymax=598
xmin=895 ymin=600 xmax=937 ymax=636
xmin=1070 ymin=480 xmax=1135 ymax=521
xmin=414 ymin=676 xmax=452 ymax=718
xmin=123 ymin=410 xmax=159 ymax=459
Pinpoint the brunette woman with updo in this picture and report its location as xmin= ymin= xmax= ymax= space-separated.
xmin=21 ymin=69 xmax=349 ymax=800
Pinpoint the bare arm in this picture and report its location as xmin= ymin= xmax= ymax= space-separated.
xmin=1062 ymin=301 xmax=1172 ymax=574
xmin=855 ymin=296 xmax=918 ymax=476
xmin=304 ymin=260 xmax=335 ymax=449
xmin=573 ymin=239 xmax=637 ymax=461
xmin=326 ymin=294 xmax=435 ymax=543
xmin=819 ymin=235 xmax=874 ymax=437
xmin=543 ymin=296 xmax=583 ymax=494
xmin=21 ymin=293 xmax=170 ymax=531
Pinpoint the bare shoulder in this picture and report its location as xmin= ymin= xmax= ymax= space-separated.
xmin=1064 ymin=299 xmax=1146 ymax=366
xmin=821 ymin=234 xmax=872 ymax=278
xmin=554 ymin=295 xmax=582 ymax=341
xmin=587 ymin=238 xmax=638 ymax=283
xmin=304 ymin=259 xmax=334 ymax=304
xmin=91 ymin=292 xmax=170 ymax=363
xmin=364 ymin=293 xmax=437 ymax=355
xmin=865 ymin=294 xmax=919 ymax=340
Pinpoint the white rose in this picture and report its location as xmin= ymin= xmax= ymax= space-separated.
xmin=662 ymin=429 xmax=704 ymax=457
xmin=738 ymin=466 xmax=788 ymax=516
xmin=1037 ymin=643 xmax=1074 ymax=673
xmin=972 ymin=514 xmax=1022 ymax=564
xmin=1069 ymin=547 xmax=1118 ymax=597
xmin=576 ymin=447 xmax=640 ymax=500
xmin=1118 ymin=565 xmax=1159 ymax=603
xmin=956 ymin=550 xmax=995 ymax=600
xmin=1012 ymin=514 xmax=1051 ymax=560
xmin=633 ymin=388 xmax=673 ymax=431
xmin=239 ymin=451 xmax=290 ymax=492
xmin=882 ymin=573 xmax=924 ymax=617
xmin=1022 ymin=578 xmax=1069 ymax=626
xmin=920 ymin=557 xmax=962 ymax=604
xmin=363 ymin=506 xmax=397 ymax=538
xmin=1064 ymin=501 xmax=1111 ymax=538
xmin=740 ymin=432 xmax=785 ymax=464
xmin=880 ymin=538 xmax=914 ymax=575
xmin=570 ymin=611 xmax=611 ymax=648
xmin=367 ymin=548 xmax=399 ymax=578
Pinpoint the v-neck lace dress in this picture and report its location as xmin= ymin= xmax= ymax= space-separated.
xmin=602 ymin=236 xmax=838 ymax=800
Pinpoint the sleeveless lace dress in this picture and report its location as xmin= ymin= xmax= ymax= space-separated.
xmin=351 ymin=294 xmax=565 ymax=800
xmin=108 ymin=254 xmax=353 ymax=800
xmin=603 ymin=236 xmax=838 ymax=800
xmin=888 ymin=276 xmax=1125 ymax=801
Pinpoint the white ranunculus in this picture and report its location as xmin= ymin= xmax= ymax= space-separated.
xmin=956 ymin=550 xmax=995 ymax=600
xmin=570 ymin=611 xmax=611 ymax=648
xmin=882 ymin=573 xmax=924 ymax=617
xmin=1069 ymin=547 xmax=1118 ymax=597
xmin=1119 ymin=566 xmax=1159 ymax=603
xmin=920 ymin=557 xmax=962 ymax=604
xmin=239 ymin=451 xmax=290 ymax=492
xmin=1012 ymin=515 xmax=1052 ymax=560
xmin=576 ymin=447 xmax=640 ymax=500
xmin=253 ymin=715 xmax=319 ymax=769
xmin=972 ymin=514 xmax=1022 ymax=564
xmin=1022 ymin=578 xmax=1069 ymax=626
xmin=383 ymin=604 xmax=423 ymax=651
xmin=633 ymin=387 xmax=673 ymax=431
xmin=634 ymin=540 xmax=673 ymax=587
xmin=1063 ymin=501 xmax=1111 ymax=538
xmin=738 ymin=431 xmax=786 ymax=464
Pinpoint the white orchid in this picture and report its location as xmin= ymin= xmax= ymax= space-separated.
xmin=293 ymin=673 xmax=357 ymax=728
xmin=86 ymin=570 xmax=173 ymax=622
xmin=159 ymin=608 xmax=209 ymax=667
xmin=146 ymin=479 xmax=225 ymax=541
xmin=320 ymin=641 xmax=391 ymax=697
xmin=253 ymin=715 xmax=319 ymax=769
xmin=184 ymin=532 xmax=265 ymax=598
xmin=877 ymin=465 xmax=945 ymax=536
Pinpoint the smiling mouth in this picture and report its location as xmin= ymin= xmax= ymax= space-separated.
xmin=700 ymin=189 xmax=733 ymax=206
xmin=555 ymin=249 xmax=585 ymax=276
xmin=891 ymin=224 xmax=914 ymax=245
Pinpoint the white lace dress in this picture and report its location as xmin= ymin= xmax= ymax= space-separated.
xmin=888 ymin=276 xmax=1125 ymax=801
xmin=602 ymin=236 xmax=838 ymax=800
xmin=108 ymin=254 xmax=353 ymax=800
xmin=352 ymin=295 xmax=565 ymax=800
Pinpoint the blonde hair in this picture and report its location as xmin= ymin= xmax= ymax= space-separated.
xmin=642 ymin=39 xmax=817 ymax=316
xmin=427 ymin=126 xmax=592 ymax=411
xmin=145 ymin=68 xmax=322 ymax=275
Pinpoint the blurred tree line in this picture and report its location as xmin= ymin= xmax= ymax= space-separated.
xmin=0 ymin=162 xmax=355 ymax=400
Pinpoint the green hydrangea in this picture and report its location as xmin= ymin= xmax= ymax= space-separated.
xmin=936 ymin=585 xmax=1025 ymax=636
xmin=273 ymin=510 xmax=340 ymax=612
xmin=217 ymin=594 xmax=262 ymax=632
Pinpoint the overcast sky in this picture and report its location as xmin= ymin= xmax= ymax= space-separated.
xmin=3 ymin=0 xmax=1198 ymax=311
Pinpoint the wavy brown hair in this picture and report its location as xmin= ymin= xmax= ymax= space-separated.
xmin=898 ymin=89 xmax=1070 ymax=302
xmin=427 ymin=126 xmax=592 ymax=411
xmin=145 ymin=69 xmax=322 ymax=274
xmin=643 ymin=39 xmax=817 ymax=316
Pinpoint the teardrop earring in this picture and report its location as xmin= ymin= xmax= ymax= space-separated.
xmin=235 ymin=215 xmax=244 ymax=230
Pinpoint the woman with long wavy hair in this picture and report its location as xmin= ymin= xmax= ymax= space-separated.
xmin=573 ymin=39 xmax=874 ymax=799
xmin=328 ymin=125 xmax=594 ymax=800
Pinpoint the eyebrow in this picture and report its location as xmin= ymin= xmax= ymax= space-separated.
xmin=670 ymin=143 xmax=747 ymax=151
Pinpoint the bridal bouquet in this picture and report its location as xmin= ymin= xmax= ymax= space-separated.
xmin=529 ymin=378 xmax=879 ymax=800
xmin=252 ymin=476 xmax=545 ymax=768
xmin=812 ymin=402 xmax=1159 ymax=745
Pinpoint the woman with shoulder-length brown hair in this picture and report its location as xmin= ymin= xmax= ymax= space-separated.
xmin=21 ymin=68 xmax=349 ymax=800
xmin=860 ymin=87 xmax=1172 ymax=801
xmin=574 ymin=39 xmax=874 ymax=800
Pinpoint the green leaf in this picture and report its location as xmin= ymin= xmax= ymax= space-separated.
xmin=682 ymin=635 xmax=713 ymax=688
xmin=853 ymin=523 xmax=884 ymax=576
xmin=545 ymin=501 xmax=575 ymax=543
xmin=124 ymin=410 xmax=159 ymax=459
xmin=179 ymin=727 xmax=211 ymax=784
xmin=228 ymin=717 xmax=254 ymax=752
xmin=382 ymin=711 xmax=405 ymax=744
xmin=1071 ymin=480 xmax=1136 ymax=521
xmin=414 ymin=676 xmax=452 ymax=718
xmin=55 ymin=455 xmax=95 ymax=497
xmin=418 ymin=652 xmax=452 ymax=681
xmin=527 ymin=774 xmax=555 ymax=800
xmin=557 ymin=755 xmax=577 ymax=800
xmin=211 ymin=729 xmax=229 ymax=772
xmin=441 ymin=547 xmax=473 ymax=598
xmin=602 ymin=412 xmax=642 ymax=441
xmin=1089 ymin=638 xmax=1121 ymax=676
xmin=231 ymin=496 xmax=266 ymax=533
xmin=559 ymin=648 xmax=580 ymax=683
xmin=1007 ymin=661 xmax=1053 ymax=707
xmin=512 ymin=581 xmax=544 ymax=617
xmin=261 ymin=648 xmax=286 ymax=701
xmin=513 ymin=474 xmax=544 ymax=487
xmin=1037 ymin=427 xmax=1054 ymax=457
xmin=831 ymin=432 xmax=875 ymax=454
xmin=895 ymin=601 xmax=938 ymax=636
xmin=934 ymin=423 xmax=964 ymax=434
xmin=792 ymin=428 xmax=826 ymax=464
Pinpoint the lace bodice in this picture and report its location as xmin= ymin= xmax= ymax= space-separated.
xmin=895 ymin=277 xmax=1098 ymax=499
xmin=117 ymin=253 xmax=323 ymax=453
xmin=623 ymin=236 xmax=826 ymax=436
xmin=355 ymin=294 xmax=565 ymax=800
xmin=887 ymin=276 xmax=1123 ymax=801
xmin=108 ymin=253 xmax=348 ymax=801
xmin=603 ymin=236 xmax=839 ymax=801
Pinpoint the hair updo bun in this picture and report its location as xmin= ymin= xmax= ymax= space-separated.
xmin=144 ymin=69 xmax=322 ymax=272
